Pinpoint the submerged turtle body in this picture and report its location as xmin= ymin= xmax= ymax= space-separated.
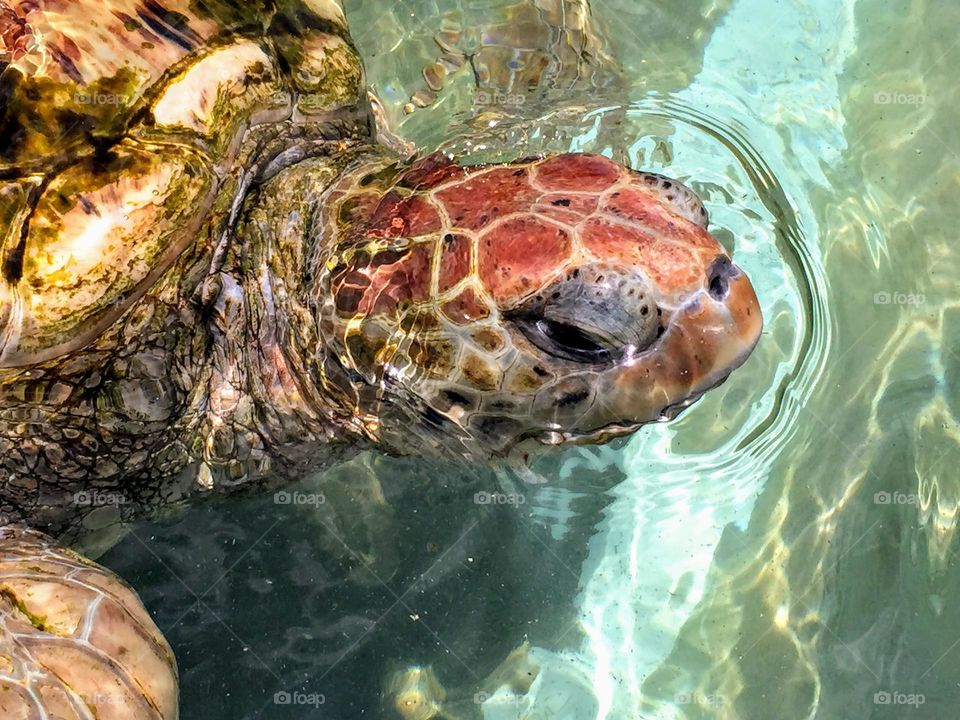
xmin=407 ymin=0 xmax=619 ymax=110
xmin=0 ymin=0 xmax=371 ymax=524
xmin=0 ymin=0 xmax=763 ymax=717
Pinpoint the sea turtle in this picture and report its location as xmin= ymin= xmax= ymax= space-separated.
xmin=0 ymin=0 xmax=762 ymax=716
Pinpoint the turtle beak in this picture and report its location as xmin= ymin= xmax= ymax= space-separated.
xmin=563 ymin=258 xmax=762 ymax=436
xmin=610 ymin=260 xmax=762 ymax=423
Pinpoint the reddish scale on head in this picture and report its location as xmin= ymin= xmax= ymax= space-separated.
xmin=356 ymin=244 xmax=433 ymax=318
xmin=533 ymin=193 xmax=600 ymax=226
xmin=435 ymin=167 xmax=542 ymax=231
xmin=532 ymin=153 xmax=622 ymax=192
xmin=581 ymin=217 xmax=701 ymax=288
xmin=539 ymin=193 xmax=599 ymax=213
xmin=438 ymin=233 xmax=471 ymax=293
xmin=332 ymin=269 xmax=372 ymax=316
xmin=337 ymin=191 xmax=381 ymax=233
xmin=603 ymin=188 xmax=715 ymax=250
xmin=366 ymin=192 xmax=441 ymax=238
xmin=442 ymin=288 xmax=490 ymax=325
xmin=397 ymin=152 xmax=466 ymax=190
xmin=478 ymin=216 xmax=572 ymax=305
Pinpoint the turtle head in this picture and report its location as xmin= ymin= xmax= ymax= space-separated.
xmin=317 ymin=152 xmax=761 ymax=457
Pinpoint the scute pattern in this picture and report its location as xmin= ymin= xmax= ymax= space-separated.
xmin=318 ymin=152 xmax=759 ymax=455
xmin=0 ymin=526 xmax=178 ymax=719
xmin=0 ymin=0 xmax=367 ymax=370
xmin=3 ymin=142 xmax=216 ymax=367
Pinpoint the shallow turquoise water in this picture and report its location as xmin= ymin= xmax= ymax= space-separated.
xmin=104 ymin=0 xmax=960 ymax=718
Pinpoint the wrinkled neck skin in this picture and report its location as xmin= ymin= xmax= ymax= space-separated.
xmin=214 ymin=147 xmax=507 ymax=478
xmin=193 ymin=143 xmax=397 ymax=491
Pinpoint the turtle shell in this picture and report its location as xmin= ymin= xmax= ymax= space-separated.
xmin=0 ymin=0 xmax=364 ymax=367
xmin=0 ymin=526 xmax=177 ymax=719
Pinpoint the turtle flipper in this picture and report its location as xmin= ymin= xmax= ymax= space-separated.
xmin=0 ymin=526 xmax=178 ymax=719
xmin=404 ymin=0 xmax=620 ymax=113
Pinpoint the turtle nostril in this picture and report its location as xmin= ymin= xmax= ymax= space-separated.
xmin=707 ymin=255 xmax=738 ymax=300
xmin=709 ymin=272 xmax=728 ymax=299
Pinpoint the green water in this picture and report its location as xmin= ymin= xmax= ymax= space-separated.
xmin=104 ymin=0 xmax=960 ymax=718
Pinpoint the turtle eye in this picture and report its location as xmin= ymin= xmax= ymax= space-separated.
xmin=531 ymin=319 xmax=613 ymax=363
xmin=507 ymin=266 xmax=661 ymax=365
